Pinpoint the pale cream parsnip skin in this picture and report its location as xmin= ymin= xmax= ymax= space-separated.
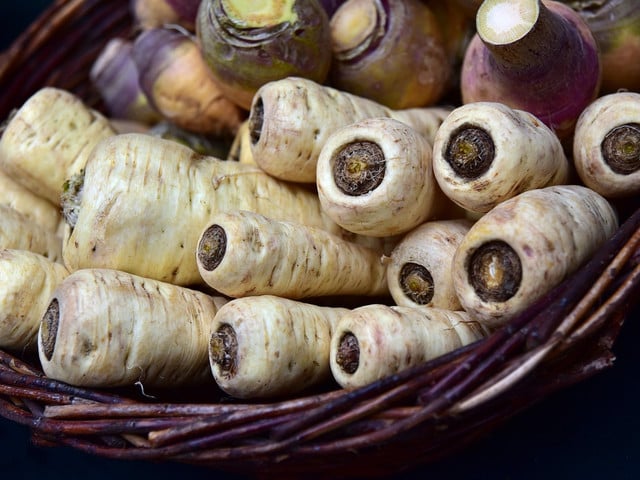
xmin=329 ymin=304 xmax=488 ymax=389
xmin=316 ymin=117 xmax=451 ymax=237
xmin=38 ymin=268 xmax=228 ymax=388
xmin=0 ymin=249 xmax=69 ymax=351
xmin=209 ymin=295 xmax=350 ymax=399
xmin=573 ymin=91 xmax=640 ymax=198
xmin=0 ymin=205 xmax=62 ymax=262
xmin=387 ymin=219 xmax=473 ymax=310
xmin=452 ymin=185 xmax=619 ymax=329
xmin=227 ymin=120 xmax=257 ymax=165
xmin=249 ymin=76 xmax=451 ymax=183
xmin=0 ymin=87 xmax=115 ymax=205
xmin=62 ymin=133 xmax=364 ymax=286
xmin=196 ymin=210 xmax=389 ymax=299
xmin=432 ymin=102 xmax=569 ymax=213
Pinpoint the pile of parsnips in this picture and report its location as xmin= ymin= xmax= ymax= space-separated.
xmin=0 ymin=0 xmax=638 ymax=400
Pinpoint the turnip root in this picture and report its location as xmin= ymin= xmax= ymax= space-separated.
xmin=0 ymin=249 xmax=69 ymax=351
xmin=0 ymin=87 xmax=116 ymax=205
xmin=452 ymin=185 xmax=618 ymax=329
xmin=248 ymin=76 xmax=452 ymax=183
xmin=62 ymin=133 xmax=378 ymax=286
xmin=316 ymin=117 xmax=459 ymax=237
xmin=0 ymin=205 xmax=62 ymax=262
xmin=572 ymin=92 xmax=640 ymax=198
xmin=0 ymin=168 xmax=62 ymax=233
xmin=209 ymin=295 xmax=349 ymax=398
xmin=38 ymin=268 xmax=228 ymax=388
xmin=196 ymin=210 xmax=389 ymax=299
xmin=461 ymin=0 xmax=601 ymax=140
xmin=432 ymin=102 xmax=570 ymax=213
xmin=387 ymin=219 xmax=473 ymax=310
xmin=329 ymin=304 xmax=489 ymax=389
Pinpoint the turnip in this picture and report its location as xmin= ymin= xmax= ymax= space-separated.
xmin=0 ymin=205 xmax=62 ymax=262
xmin=432 ymin=101 xmax=570 ymax=213
xmin=452 ymin=185 xmax=618 ymax=329
xmin=0 ymin=87 xmax=116 ymax=205
xmin=209 ymin=295 xmax=349 ymax=398
xmin=196 ymin=0 xmax=333 ymax=110
xmin=316 ymin=116 xmax=458 ymax=237
xmin=38 ymin=268 xmax=228 ymax=389
xmin=460 ymin=0 xmax=601 ymax=140
xmin=61 ymin=133 xmax=380 ymax=286
xmin=132 ymin=26 xmax=245 ymax=137
xmin=0 ymin=249 xmax=69 ymax=351
xmin=387 ymin=219 xmax=473 ymax=311
xmin=248 ymin=76 xmax=451 ymax=183
xmin=328 ymin=0 xmax=451 ymax=109
xmin=572 ymin=91 xmax=640 ymax=198
xmin=196 ymin=210 xmax=389 ymax=299
xmin=329 ymin=304 xmax=489 ymax=389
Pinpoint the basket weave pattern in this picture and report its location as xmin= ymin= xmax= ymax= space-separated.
xmin=1 ymin=1 xmax=639 ymax=477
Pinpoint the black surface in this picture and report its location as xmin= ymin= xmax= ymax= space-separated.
xmin=1 ymin=3 xmax=640 ymax=479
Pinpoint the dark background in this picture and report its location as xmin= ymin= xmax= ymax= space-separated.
xmin=1 ymin=2 xmax=639 ymax=479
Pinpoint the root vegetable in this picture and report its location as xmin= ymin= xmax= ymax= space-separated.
xmin=316 ymin=116 xmax=458 ymax=237
xmin=432 ymin=101 xmax=570 ymax=213
xmin=38 ymin=268 xmax=228 ymax=388
xmin=452 ymin=185 xmax=618 ymax=329
xmin=572 ymin=92 xmax=640 ymax=198
xmin=61 ymin=133 xmax=375 ymax=286
xmin=209 ymin=295 xmax=349 ymax=398
xmin=196 ymin=0 xmax=333 ymax=110
xmin=132 ymin=26 xmax=245 ymax=137
xmin=227 ymin=119 xmax=256 ymax=165
xmin=131 ymin=0 xmax=201 ymax=31
xmin=329 ymin=304 xmax=489 ymax=389
xmin=460 ymin=0 xmax=601 ymax=140
xmin=148 ymin=121 xmax=233 ymax=158
xmin=387 ymin=219 xmax=473 ymax=310
xmin=0 ymin=87 xmax=116 ymax=205
xmin=248 ymin=76 xmax=452 ymax=183
xmin=0 ymin=205 xmax=62 ymax=262
xmin=196 ymin=210 xmax=389 ymax=299
xmin=0 ymin=249 xmax=69 ymax=351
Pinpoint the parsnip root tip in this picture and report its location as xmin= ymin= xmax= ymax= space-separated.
xmin=445 ymin=124 xmax=495 ymax=179
xmin=468 ymin=240 xmax=522 ymax=302
xmin=41 ymin=299 xmax=60 ymax=362
xmin=333 ymin=141 xmax=386 ymax=196
xmin=601 ymin=123 xmax=640 ymax=175
xmin=336 ymin=332 xmax=360 ymax=375
xmin=197 ymin=224 xmax=227 ymax=271
xmin=210 ymin=323 xmax=238 ymax=377
xmin=399 ymin=262 xmax=435 ymax=305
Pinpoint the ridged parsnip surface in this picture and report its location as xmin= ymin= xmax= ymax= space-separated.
xmin=0 ymin=205 xmax=62 ymax=262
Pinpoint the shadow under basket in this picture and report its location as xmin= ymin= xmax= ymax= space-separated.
xmin=1 ymin=1 xmax=640 ymax=478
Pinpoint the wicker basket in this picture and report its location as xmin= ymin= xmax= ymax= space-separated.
xmin=1 ymin=1 xmax=640 ymax=478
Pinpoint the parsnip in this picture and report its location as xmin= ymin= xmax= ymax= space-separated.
xmin=62 ymin=133 xmax=380 ymax=286
xmin=573 ymin=91 xmax=640 ymax=198
xmin=387 ymin=219 xmax=473 ymax=310
xmin=0 ymin=249 xmax=69 ymax=351
xmin=452 ymin=185 xmax=618 ymax=329
xmin=432 ymin=102 xmax=570 ymax=213
xmin=316 ymin=116 xmax=458 ymax=237
xmin=0 ymin=87 xmax=116 ymax=205
xmin=209 ymin=295 xmax=349 ymax=399
xmin=0 ymin=205 xmax=62 ymax=262
xmin=38 ymin=268 xmax=228 ymax=388
xmin=248 ymin=76 xmax=451 ymax=183
xmin=329 ymin=304 xmax=489 ymax=389
xmin=196 ymin=210 xmax=389 ymax=299
xmin=227 ymin=120 xmax=256 ymax=165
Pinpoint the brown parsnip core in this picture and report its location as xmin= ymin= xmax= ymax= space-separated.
xmin=601 ymin=123 xmax=640 ymax=175
xmin=333 ymin=141 xmax=386 ymax=195
xmin=197 ymin=225 xmax=227 ymax=271
xmin=399 ymin=262 xmax=435 ymax=305
xmin=468 ymin=240 xmax=522 ymax=302
xmin=336 ymin=332 xmax=360 ymax=374
xmin=209 ymin=323 xmax=238 ymax=376
xmin=445 ymin=124 xmax=495 ymax=179
xmin=41 ymin=299 xmax=60 ymax=362
xmin=249 ymin=97 xmax=264 ymax=145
